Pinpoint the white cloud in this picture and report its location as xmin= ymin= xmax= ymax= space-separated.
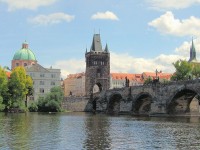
xmin=28 ymin=13 xmax=75 ymax=25
xmin=148 ymin=11 xmax=200 ymax=37
xmin=175 ymin=38 xmax=200 ymax=57
xmin=51 ymin=51 xmax=186 ymax=79
xmin=0 ymin=0 xmax=57 ymax=11
xmin=91 ymin=11 xmax=119 ymax=20
xmin=110 ymin=52 xmax=182 ymax=74
xmin=51 ymin=59 xmax=85 ymax=79
xmin=147 ymin=0 xmax=200 ymax=10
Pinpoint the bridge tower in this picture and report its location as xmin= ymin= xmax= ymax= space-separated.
xmin=85 ymin=34 xmax=110 ymax=96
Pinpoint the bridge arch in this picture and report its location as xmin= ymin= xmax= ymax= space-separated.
xmin=107 ymin=93 xmax=122 ymax=115
xmin=132 ymin=92 xmax=152 ymax=116
xmin=167 ymin=88 xmax=200 ymax=115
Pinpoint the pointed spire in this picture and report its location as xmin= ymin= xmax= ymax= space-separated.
xmin=85 ymin=47 xmax=88 ymax=54
xmin=105 ymin=43 xmax=109 ymax=52
xmin=188 ymin=38 xmax=197 ymax=62
xmin=90 ymin=34 xmax=103 ymax=52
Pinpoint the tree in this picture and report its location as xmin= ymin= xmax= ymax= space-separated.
xmin=0 ymin=67 xmax=8 ymax=111
xmin=171 ymin=60 xmax=192 ymax=80
xmin=8 ymin=66 xmax=33 ymax=110
xmin=37 ymin=86 xmax=64 ymax=112
xmin=191 ymin=63 xmax=200 ymax=79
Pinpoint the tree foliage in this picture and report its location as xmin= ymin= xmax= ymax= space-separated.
xmin=171 ymin=60 xmax=192 ymax=80
xmin=0 ymin=67 xmax=8 ymax=111
xmin=37 ymin=86 xmax=64 ymax=112
xmin=8 ymin=66 xmax=33 ymax=110
xmin=191 ymin=63 xmax=200 ymax=78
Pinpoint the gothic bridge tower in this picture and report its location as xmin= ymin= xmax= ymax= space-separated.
xmin=85 ymin=34 xmax=110 ymax=96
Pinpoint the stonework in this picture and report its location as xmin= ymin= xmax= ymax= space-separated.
xmin=84 ymin=79 xmax=200 ymax=116
xmin=85 ymin=34 xmax=110 ymax=96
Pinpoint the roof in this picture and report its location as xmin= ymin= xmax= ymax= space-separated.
xmin=142 ymin=72 xmax=172 ymax=80
xmin=111 ymin=73 xmax=142 ymax=80
xmin=90 ymin=34 xmax=103 ymax=52
xmin=25 ymin=63 xmax=49 ymax=72
xmin=6 ymin=72 xmax=11 ymax=78
xmin=13 ymin=42 xmax=37 ymax=61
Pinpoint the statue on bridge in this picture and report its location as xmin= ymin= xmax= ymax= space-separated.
xmin=125 ymin=76 xmax=130 ymax=87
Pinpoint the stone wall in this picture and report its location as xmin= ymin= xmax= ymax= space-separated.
xmin=62 ymin=96 xmax=90 ymax=112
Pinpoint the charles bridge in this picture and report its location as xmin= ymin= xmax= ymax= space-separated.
xmin=81 ymin=79 xmax=200 ymax=116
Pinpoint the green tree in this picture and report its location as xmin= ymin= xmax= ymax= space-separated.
xmin=171 ymin=60 xmax=192 ymax=80
xmin=8 ymin=66 xmax=33 ymax=110
xmin=0 ymin=67 xmax=8 ymax=111
xmin=37 ymin=86 xmax=64 ymax=112
xmin=191 ymin=63 xmax=200 ymax=79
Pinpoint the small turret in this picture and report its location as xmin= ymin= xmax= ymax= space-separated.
xmin=105 ymin=43 xmax=109 ymax=52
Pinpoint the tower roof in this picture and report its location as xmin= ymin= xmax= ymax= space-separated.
xmin=90 ymin=34 xmax=103 ymax=52
xmin=188 ymin=39 xmax=197 ymax=62
xmin=13 ymin=41 xmax=37 ymax=61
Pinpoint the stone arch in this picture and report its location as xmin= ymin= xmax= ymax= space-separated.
xmin=93 ymin=82 xmax=102 ymax=93
xmin=132 ymin=92 xmax=152 ymax=116
xmin=167 ymin=88 xmax=200 ymax=115
xmin=107 ymin=93 xmax=122 ymax=115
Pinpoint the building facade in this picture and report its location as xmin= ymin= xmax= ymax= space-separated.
xmin=85 ymin=34 xmax=110 ymax=96
xmin=12 ymin=41 xmax=61 ymax=102
xmin=25 ymin=64 xmax=61 ymax=101
xmin=63 ymin=73 xmax=85 ymax=97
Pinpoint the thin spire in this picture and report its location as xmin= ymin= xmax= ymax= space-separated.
xmin=188 ymin=38 xmax=197 ymax=62
xmin=105 ymin=43 xmax=109 ymax=52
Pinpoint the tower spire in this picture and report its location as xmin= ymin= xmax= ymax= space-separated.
xmin=105 ymin=43 xmax=109 ymax=52
xmin=188 ymin=38 xmax=197 ymax=62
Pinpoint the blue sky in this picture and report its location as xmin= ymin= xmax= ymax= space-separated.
xmin=1 ymin=0 xmax=200 ymax=78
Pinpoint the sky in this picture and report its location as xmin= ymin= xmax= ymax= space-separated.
xmin=1 ymin=0 xmax=200 ymax=78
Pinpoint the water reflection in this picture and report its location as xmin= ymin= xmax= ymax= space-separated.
xmin=83 ymin=114 xmax=111 ymax=150
xmin=1 ymin=113 xmax=200 ymax=149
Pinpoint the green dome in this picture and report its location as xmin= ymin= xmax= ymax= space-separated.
xmin=13 ymin=42 xmax=37 ymax=61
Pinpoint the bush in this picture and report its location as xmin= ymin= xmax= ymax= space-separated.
xmin=29 ymin=102 xmax=38 ymax=112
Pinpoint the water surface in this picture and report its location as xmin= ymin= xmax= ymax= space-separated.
xmin=0 ymin=112 xmax=200 ymax=150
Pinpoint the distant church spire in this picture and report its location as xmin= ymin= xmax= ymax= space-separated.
xmin=188 ymin=38 xmax=197 ymax=62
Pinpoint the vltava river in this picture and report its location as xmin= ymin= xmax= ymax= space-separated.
xmin=0 ymin=112 xmax=200 ymax=150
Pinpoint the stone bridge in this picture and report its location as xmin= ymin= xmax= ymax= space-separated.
xmin=85 ymin=79 xmax=200 ymax=116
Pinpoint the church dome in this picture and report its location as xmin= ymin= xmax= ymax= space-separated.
xmin=13 ymin=41 xmax=36 ymax=61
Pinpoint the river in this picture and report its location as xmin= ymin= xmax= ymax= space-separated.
xmin=0 ymin=112 xmax=200 ymax=150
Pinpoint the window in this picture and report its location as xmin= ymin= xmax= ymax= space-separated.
xmin=30 ymin=96 xmax=34 ymax=100
xmin=51 ymin=81 xmax=55 ymax=85
xmin=51 ymin=74 xmax=56 ymax=78
xmin=16 ymin=63 xmax=19 ymax=66
xmin=40 ymin=81 xmax=44 ymax=85
xmin=24 ymin=63 xmax=27 ymax=67
xmin=30 ymin=73 xmax=35 ymax=77
xmin=40 ymin=88 xmax=44 ymax=93
xmin=40 ymin=74 xmax=45 ymax=77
